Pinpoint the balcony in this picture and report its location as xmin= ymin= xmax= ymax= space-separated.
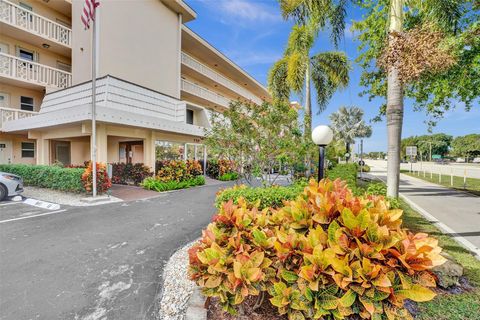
xmin=0 ymin=52 xmax=72 ymax=89
xmin=0 ymin=0 xmax=71 ymax=48
xmin=181 ymin=52 xmax=263 ymax=105
xmin=181 ymin=79 xmax=231 ymax=109
xmin=0 ymin=107 xmax=37 ymax=131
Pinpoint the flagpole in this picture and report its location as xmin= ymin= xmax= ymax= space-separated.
xmin=91 ymin=6 xmax=97 ymax=197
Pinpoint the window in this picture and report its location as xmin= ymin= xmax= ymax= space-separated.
xmin=19 ymin=49 xmax=34 ymax=61
xmin=20 ymin=96 xmax=34 ymax=111
xmin=0 ymin=93 xmax=9 ymax=108
xmin=21 ymin=142 xmax=35 ymax=158
xmin=19 ymin=2 xmax=33 ymax=11
xmin=186 ymin=109 xmax=194 ymax=125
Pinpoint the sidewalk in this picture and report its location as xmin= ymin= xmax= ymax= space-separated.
xmin=365 ymin=162 xmax=480 ymax=258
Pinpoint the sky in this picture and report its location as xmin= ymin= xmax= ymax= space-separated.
xmin=184 ymin=0 xmax=479 ymax=153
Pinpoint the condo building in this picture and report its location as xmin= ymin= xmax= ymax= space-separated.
xmin=0 ymin=0 xmax=269 ymax=170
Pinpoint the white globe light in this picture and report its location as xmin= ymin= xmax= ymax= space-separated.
xmin=311 ymin=125 xmax=333 ymax=145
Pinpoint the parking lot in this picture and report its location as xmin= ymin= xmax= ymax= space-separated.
xmin=0 ymin=198 xmax=66 ymax=224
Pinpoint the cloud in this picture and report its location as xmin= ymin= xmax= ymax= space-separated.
xmin=196 ymin=0 xmax=282 ymax=25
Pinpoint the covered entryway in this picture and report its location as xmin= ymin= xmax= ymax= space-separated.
xmin=0 ymin=140 xmax=12 ymax=164
xmin=51 ymin=140 xmax=71 ymax=166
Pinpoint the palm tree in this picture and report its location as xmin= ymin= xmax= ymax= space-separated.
xmin=329 ymin=106 xmax=372 ymax=162
xmin=268 ymin=17 xmax=349 ymax=136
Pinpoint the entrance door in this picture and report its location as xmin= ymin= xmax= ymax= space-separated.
xmin=0 ymin=141 xmax=12 ymax=164
xmin=55 ymin=142 xmax=71 ymax=166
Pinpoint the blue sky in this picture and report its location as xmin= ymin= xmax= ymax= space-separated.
xmin=185 ymin=0 xmax=479 ymax=152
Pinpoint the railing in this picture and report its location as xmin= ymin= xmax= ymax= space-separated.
xmin=0 ymin=0 xmax=71 ymax=47
xmin=0 ymin=107 xmax=37 ymax=131
xmin=181 ymin=52 xmax=263 ymax=105
xmin=181 ymin=79 xmax=231 ymax=108
xmin=0 ymin=52 xmax=72 ymax=88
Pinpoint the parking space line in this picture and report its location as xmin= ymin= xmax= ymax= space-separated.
xmin=0 ymin=202 xmax=23 ymax=207
xmin=0 ymin=209 xmax=67 ymax=224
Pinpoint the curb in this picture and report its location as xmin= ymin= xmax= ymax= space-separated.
xmin=185 ymin=286 xmax=207 ymax=320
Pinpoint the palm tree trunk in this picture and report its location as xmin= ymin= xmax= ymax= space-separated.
xmin=386 ymin=0 xmax=404 ymax=198
xmin=305 ymin=60 xmax=312 ymax=177
xmin=346 ymin=142 xmax=350 ymax=163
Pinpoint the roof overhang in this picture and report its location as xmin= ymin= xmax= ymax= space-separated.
xmin=161 ymin=0 xmax=196 ymax=22
xmin=181 ymin=26 xmax=271 ymax=102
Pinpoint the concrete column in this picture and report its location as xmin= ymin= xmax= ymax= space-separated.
xmin=144 ymin=131 xmax=156 ymax=171
xmin=36 ymin=137 xmax=50 ymax=165
xmin=203 ymin=145 xmax=207 ymax=175
xmin=194 ymin=145 xmax=197 ymax=160
xmin=93 ymin=124 xmax=108 ymax=163
xmin=183 ymin=143 xmax=187 ymax=160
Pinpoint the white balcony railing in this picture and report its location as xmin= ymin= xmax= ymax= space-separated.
xmin=181 ymin=79 xmax=231 ymax=108
xmin=181 ymin=52 xmax=263 ymax=105
xmin=0 ymin=107 xmax=37 ymax=131
xmin=0 ymin=0 xmax=71 ymax=47
xmin=0 ymin=52 xmax=72 ymax=88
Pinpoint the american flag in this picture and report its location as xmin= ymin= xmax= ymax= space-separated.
xmin=81 ymin=0 xmax=100 ymax=29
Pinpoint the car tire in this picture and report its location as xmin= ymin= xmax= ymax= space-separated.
xmin=0 ymin=184 xmax=7 ymax=201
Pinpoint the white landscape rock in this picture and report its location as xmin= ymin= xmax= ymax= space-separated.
xmin=22 ymin=186 xmax=122 ymax=206
xmin=158 ymin=241 xmax=199 ymax=320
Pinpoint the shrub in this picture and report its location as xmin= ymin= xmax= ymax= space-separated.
xmin=81 ymin=162 xmax=112 ymax=194
xmin=156 ymin=160 xmax=202 ymax=182
xmin=111 ymin=163 xmax=152 ymax=186
xmin=142 ymin=175 xmax=205 ymax=192
xmin=215 ymin=181 xmax=307 ymax=210
xmin=189 ymin=179 xmax=446 ymax=319
xmin=359 ymin=165 xmax=371 ymax=172
xmin=366 ymin=181 xmax=400 ymax=209
xmin=0 ymin=164 xmax=85 ymax=192
xmin=207 ymin=159 xmax=237 ymax=179
xmin=218 ymin=172 xmax=239 ymax=181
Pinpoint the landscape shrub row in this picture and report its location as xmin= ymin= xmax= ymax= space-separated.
xmin=190 ymin=179 xmax=446 ymax=319
xmin=0 ymin=164 xmax=84 ymax=193
xmin=156 ymin=160 xmax=202 ymax=182
xmin=207 ymin=159 xmax=237 ymax=180
xmin=111 ymin=162 xmax=152 ymax=186
xmin=81 ymin=162 xmax=111 ymax=194
xmin=142 ymin=175 xmax=205 ymax=192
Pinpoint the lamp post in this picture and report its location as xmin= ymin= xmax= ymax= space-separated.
xmin=312 ymin=125 xmax=334 ymax=181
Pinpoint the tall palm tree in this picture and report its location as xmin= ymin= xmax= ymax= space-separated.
xmin=329 ymin=106 xmax=372 ymax=162
xmin=268 ymin=18 xmax=349 ymax=135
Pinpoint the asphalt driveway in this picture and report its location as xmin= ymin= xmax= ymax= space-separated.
xmin=0 ymin=182 xmax=230 ymax=320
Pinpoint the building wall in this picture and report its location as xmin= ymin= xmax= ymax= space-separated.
xmin=0 ymin=83 xmax=44 ymax=111
xmin=0 ymin=34 xmax=71 ymax=69
xmin=0 ymin=133 xmax=36 ymax=164
xmin=71 ymin=0 xmax=181 ymax=98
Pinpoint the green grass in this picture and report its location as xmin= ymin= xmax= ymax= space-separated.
xmin=401 ymin=170 xmax=480 ymax=196
xmin=400 ymin=198 xmax=480 ymax=320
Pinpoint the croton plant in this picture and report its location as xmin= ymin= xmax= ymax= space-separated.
xmin=188 ymin=179 xmax=446 ymax=319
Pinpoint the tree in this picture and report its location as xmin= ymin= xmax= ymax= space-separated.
xmin=401 ymin=134 xmax=453 ymax=160
xmin=204 ymin=100 xmax=304 ymax=186
xmin=451 ymin=134 xmax=480 ymax=161
xmin=352 ymin=0 xmax=477 ymax=197
xmin=269 ymin=4 xmax=350 ymax=135
xmin=329 ymin=106 xmax=372 ymax=162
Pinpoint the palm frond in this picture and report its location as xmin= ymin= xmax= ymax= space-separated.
xmin=286 ymin=24 xmax=314 ymax=55
xmin=287 ymin=52 xmax=308 ymax=93
xmin=268 ymin=58 xmax=291 ymax=101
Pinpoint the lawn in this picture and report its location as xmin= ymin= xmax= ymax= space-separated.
xmin=401 ymin=170 xmax=480 ymax=196
xmin=399 ymin=198 xmax=480 ymax=320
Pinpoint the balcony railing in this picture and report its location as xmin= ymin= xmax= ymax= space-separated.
xmin=181 ymin=52 xmax=263 ymax=105
xmin=0 ymin=107 xmax=37 ymax=131
xmin=0 ymin=52 xmax=72 ymax=89
xmin=0 ymin=0 xmax=71 ymax=47
xmin=181 ymin=79 xmax=231 ymax=108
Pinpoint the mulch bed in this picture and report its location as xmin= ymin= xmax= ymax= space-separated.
xmin=206 ymin=295 xmax=287 ymax=320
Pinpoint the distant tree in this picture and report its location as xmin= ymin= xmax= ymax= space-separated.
xmin=401 ymin=134 xmax=453 ymax=160
xmin=367 ymin=151 xmax=386 ymax=159
xmin=450 ymin=134 xmax=480 ymax=161
xmin=204 ymin=100 xmax=303 ymax=186
xmin=329 ymin=106 xmax=372 ymax=162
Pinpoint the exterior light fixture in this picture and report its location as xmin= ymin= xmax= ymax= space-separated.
xmin=311 ymin=125 xmax=334 ymax=181
xmin=42 ymin=43 xmax=50 ymax=48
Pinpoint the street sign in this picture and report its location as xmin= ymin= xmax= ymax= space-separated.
xmin=406 ymin=146 xmax=417 ymax=156
xmin=432 ymin=155 xmax=442 ymax=159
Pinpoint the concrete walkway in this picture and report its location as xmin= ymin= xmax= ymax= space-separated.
xmin=366 ymin=160 xmax=480 ymax=258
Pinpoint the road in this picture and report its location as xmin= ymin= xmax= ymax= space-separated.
xmin=366 ymin=160 xmax=480 ymax=256
xmin=0 ymin=182 xmax=230 ymax=320
xmin=369 ymin=159 xmax=480 ymax=179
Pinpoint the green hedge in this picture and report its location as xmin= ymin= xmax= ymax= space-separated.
xmin=326 ymin=163 xmax=358 ymax=190
xmin=215 ymin=181 xmax=307 ymax=209
xmin=0 ymin=164 xmax=84 ymax=193
xmin=218 ymin=172 xmax=239 ymax=181
xmin=142 ymin=175 xmax=205 ymax=192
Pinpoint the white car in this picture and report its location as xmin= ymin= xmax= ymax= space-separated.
xmin=456 ymin=158 xmax=466 ymax=163
xmin=0 ymin=172 xmax=24 ymax=201
xmin=473 ymin=158 xmax=480 ymax=163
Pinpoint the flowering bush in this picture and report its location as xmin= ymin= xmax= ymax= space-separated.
xmin=207 ymin=159 xmax=237 ymax=179
xmin=189 ymin=179 xmax=446 ymax=319
xmin=81 ymin=162 xmax=112 ymax=194
xmin=111 ymin=163 xmax=152 ymax=185
xmin=156 ymin=160 xmax=202 ymax=182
